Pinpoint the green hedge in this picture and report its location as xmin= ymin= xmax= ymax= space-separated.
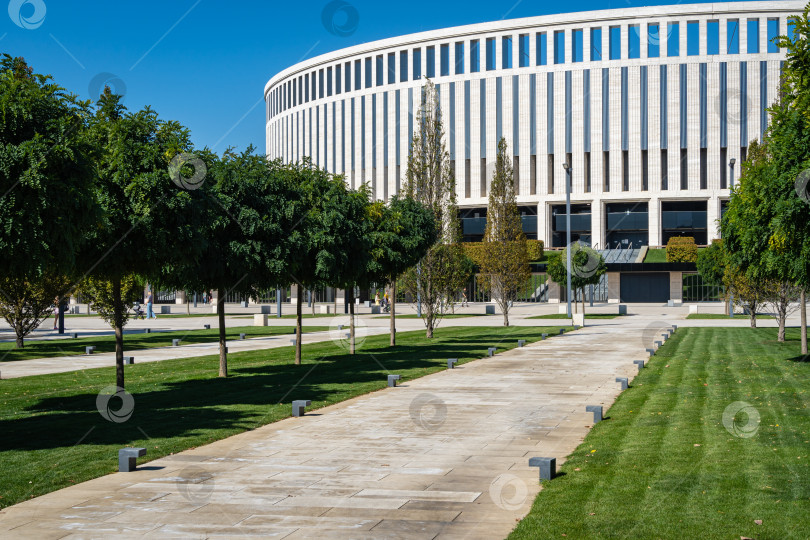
xmin=666 ymin=236 xmax=698 ymax=263
xmin=463 ymin=239 xmax=544 ymax=265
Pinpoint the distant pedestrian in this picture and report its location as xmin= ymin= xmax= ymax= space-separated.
xmin=374 ymin=291 xmax=381 ymax=306
xmin=146 ymin=290 xmax=157 ymax=319
xmin=52 ymin=297 xmax=59 ymax=330
xmin=461 ymin=288 xmax=468 ymax=307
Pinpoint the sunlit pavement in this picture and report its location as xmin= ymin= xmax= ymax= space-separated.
xmin=0 ymin=316 xmax=657 ymax=539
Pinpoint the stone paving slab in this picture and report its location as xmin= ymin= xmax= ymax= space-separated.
xmin=0 ymin=320 xmax=657 ymax=539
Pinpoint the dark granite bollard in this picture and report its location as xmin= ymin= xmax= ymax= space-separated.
xmin=586 ymin=405 xmax=603 ymax=423
xmin=387 ymin=374 xmax=401 ymax=387
xmin=616 ymin=377 xmax=629 ymax=390
xmin=292 ymin=400 xmax=311 ymax=417
xmin=529 ymin=457 xmax=556 ymax=480
xmin=118 ymin=447 xmax=146 ymax=472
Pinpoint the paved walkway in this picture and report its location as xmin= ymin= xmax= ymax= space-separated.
xmin=0 ymin=320 xmax=660 ymax=539
xmin=0 ymin=327 xmax=391 ymax=379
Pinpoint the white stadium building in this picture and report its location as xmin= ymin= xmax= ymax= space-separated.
xmin=265 ymin=1 xmax=800 ymax=253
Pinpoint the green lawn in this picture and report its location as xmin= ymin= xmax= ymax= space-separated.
xmin=0 ymin=326 xmax=329 ymax=362
xmin=643 ymin=248 xmax=667 ymax=263
xmin=509 ymin=327 xmax=810 ymax=539
xmin=686 ymin=313 xmax=774 ymax=320
xmin=0 ymin=325 xmax=569 ymax=509
xmin=372 ymin=313 xmax=490 ymax=319
xmin=231 ymin=313 xmax=338 ymax=319
xmin=528 ymin=314 xmax=623 ymax=320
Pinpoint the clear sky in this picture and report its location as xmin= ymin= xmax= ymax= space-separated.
xmin=3 ymin=0 xmax=743 ymax=154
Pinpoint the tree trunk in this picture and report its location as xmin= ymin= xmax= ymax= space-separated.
xmin=801 ymin=290 xmax=808 ymax=356
xmin=218 ymin=290 xmax=227 ymax=377
xmin=749 ymin=300 xmax=758 ymax=328
xmin=581 ymin=287 xmax=586 ymax=317
xmin=113 ymin=276 xmax=125 ymax=389
xmin=349 ymin=289 xmax=356 ymax=355
xmin=390 ymin=281 xmax=396 ymax=347
xmin=15 ymin=334 xmax=23 ymax=348
xmin=778 ymin=311 xmax=786 ymax=343
xmin=311 ymin=289 xmax=315 ymax=317
xmin=295 ymin=290 xmax=302 ymax=365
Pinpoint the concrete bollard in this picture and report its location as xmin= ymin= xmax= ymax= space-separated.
xmin=71 ymin=332 xmax=78 ymax=339
xmin=559 ymin=328 xmax=565 ymax=335
xmin=292 ymin=400 xmax=311 ymax=417
xmin=646 ymin=348 xmax=655 ymax=356
xmin=616 ymin=377 xmax=629 ymax=390
xmin=337 ymin=324 xmax=343 ymax=331
xmin=85 ymin=346 xmax=95 ymax=355
xmin=118 ymin=447 xmax=147 ymax=472
xmin=487 ymin=347 xmax=497 ymax=357
xmin=529 ymin=457 xmax=556 ymax=480
xmin=387 ymin=374 xmax=401 ymax=387
xmin=541 ymin=333 xmax=548 ymax=339
xmin=654 ymin=340 xmax=662 ymax=348
xmin=518 ymin=340 xmax=526 ymax=347
xmin=447 ymin=358 xmax=458 ymax=369
xmin=586 ymin=405 xmax=603 ymax=423
xmin=634 ymin=360 xmax=645 ymax=370
xmin=172 ymin=339 xmax=181 ymax=346
xmin=144 ymin=328 xmax=151 ymax=334
xmin=124 ymin=357 xmax=134 ymax=365
xmin=291 ymin=339 xmax=297 ymax=346
xmin=239 ymin=333 xmax=246 ymax=340
xmin=204 ymin=324 xmax=210 ymax=330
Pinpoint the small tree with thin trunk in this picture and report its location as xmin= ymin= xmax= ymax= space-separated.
xmin=0 ymin=274 xmax=72 ymax=348
xmin=547 ymin=244 xmax=607 ymax=315
xmin=367 ymin=196 xmax=436 ymax=346
xmin=167 ymin=149 xmax=301 ymax=377
xmin=479 ymin=138 xmax=530 ymax=327
xmin=401 ymin=80 xmax=467 ymax=338
xmin=81 ymin=90 xmax=204 ymax=389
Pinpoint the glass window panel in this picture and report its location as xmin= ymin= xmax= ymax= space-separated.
xmin=486 ymin=38 xmax=496 ymax=70
xmin=707 ymin=20 xmax=719 ymax=54
xmin=747 ymin=19 xmax=759 ymax=53
xmin=519 ymin=34 xmax=530 ymax=67
xmin=400 ymin=51 xmax=408 ymax=82
xmin=455 ymin=42 xmax=465 ymax=74
xmin=687 ymin=21 xmax=699 ymax=56
xmin=767 ymin=18 xmax=780 ymax=52
xmin=727 ymin=19 xmax=739 ymax=54
xmin=648 ymin=24 xmax=660 ymax=57
xmin=471 ymin=40 xmax=480 ymax=72
xmin=426 ymin=46 xmax=436 ymax=78
xmin=365 ymin=57 xmax=372 ymax=88
xmin=413 ymin=48 xmax=422 ymax=79
xmin=388 ymin=52 xmax=396 ymax=84
xmin=628 ymin=25 xmax=640 ymax=58
xmin=554 ymin=30 xmax=565 ymax=64
xmin=591 ymin=28 xmax=602 ymax=60
xmin=609 ymin=26 xmax=621 ymax=59
xmin=572 ymin=29 xmax=583 ymax=62
xmin=441 ymin=44 xmax=450 ymax=76
xmin=502 ymin=36 xmax=512 ymax=68
xmin=668 ymin=22 xmax=680 ymax=56
xmin=537 ymin=32 xmax=547 ymax=65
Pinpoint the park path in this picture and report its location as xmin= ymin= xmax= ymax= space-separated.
xmin=0 ymin=318 xmax=666 ymax=539
xmin=0 ymin=326 xmax=392 ymax=379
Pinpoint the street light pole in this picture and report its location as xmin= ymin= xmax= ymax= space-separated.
xmin=728 ymin=158 xmax=736 ymax=318
xmin=563 ymin=161 xmax=573 ymax=319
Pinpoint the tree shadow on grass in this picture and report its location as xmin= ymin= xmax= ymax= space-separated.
xmin=0 ymin=327 xmax=553 ymax=453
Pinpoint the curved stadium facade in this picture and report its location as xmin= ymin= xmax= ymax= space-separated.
xmin=266 ymin=1 xmax=800 ymax=250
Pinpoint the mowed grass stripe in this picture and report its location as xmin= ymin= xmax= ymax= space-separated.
xmin=509 ymin=327 xmax=809 ymax=539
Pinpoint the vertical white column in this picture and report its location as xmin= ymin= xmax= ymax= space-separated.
xmin=628 ymin=66 xmax=642 ymax=193
xmin=706 ymin=62 xmax=721 ymax=191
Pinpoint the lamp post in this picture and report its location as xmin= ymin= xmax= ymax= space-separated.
xmin=562 ymin=161 xmax=573 ymax=319
xmin=728 ymin=158 xmax=736 ymax=318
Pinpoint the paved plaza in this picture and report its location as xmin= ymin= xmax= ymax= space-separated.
xmin=0 ymin=305 xmax=802 ymax=538
xmin=0 ymin=312 xmax=667 ymax=539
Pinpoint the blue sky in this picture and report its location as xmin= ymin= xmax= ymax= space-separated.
xmin=3 ymin=0 xmax=740 ymax=154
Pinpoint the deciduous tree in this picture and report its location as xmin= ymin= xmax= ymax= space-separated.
xmin=478 ymin=138 xmax=530 ymax=326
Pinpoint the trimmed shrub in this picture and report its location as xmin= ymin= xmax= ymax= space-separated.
xmin=666 ymin=236 xmax=698 ymax=263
